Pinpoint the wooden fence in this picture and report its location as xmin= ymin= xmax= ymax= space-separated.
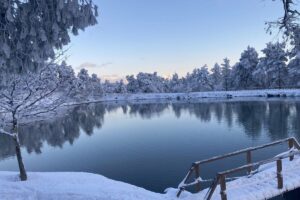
xmin=176 ymin=137 xmax=300 ymax=200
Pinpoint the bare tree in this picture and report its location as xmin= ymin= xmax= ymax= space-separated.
xmin=0 ymin=63 xmax=75 ymax=181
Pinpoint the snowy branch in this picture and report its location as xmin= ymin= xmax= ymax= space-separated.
xmin=0 ymin=128 xmax=13 ymax=137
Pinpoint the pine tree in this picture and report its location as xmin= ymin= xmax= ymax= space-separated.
xmin=221 ymin=58 xmax=232 ymax=91
xmin=260 ymin=42 xmax=288 ymax=89
xmin=210 ymin=63 xmax=222 ymax=91
xmin=233 ymin=46 xmax=259 ymax=89
xmin=288 ymin=58 xmax=300 ymax=87
xmin=198 ymin=65 xmax=213 ymax=91
xmin=288 ymin=27 xmax=300 ymax=88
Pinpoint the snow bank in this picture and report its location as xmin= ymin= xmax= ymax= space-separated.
xmin=1 ymin=154 xmax=300 ymax=200
xmin=0 ymin=172 xmax=167 ymax=200
xmin=70 ymin=89 xmax=300 ymax=104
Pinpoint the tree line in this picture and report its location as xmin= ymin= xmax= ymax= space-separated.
xmin=74 ymin=42 xmax=300 ymax=95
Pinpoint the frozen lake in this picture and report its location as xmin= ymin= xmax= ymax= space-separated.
xmin=1 ymin=98 xmax=300 ymax=195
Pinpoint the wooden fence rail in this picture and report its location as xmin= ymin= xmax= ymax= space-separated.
xmin=176 ymin=137 xmax=300 ymax=199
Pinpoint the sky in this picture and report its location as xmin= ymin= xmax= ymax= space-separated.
xmin=67 ymin=0 xmax=284 ymax=81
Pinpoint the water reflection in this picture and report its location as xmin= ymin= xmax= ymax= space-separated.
xmin=1 ymin=99 xmax=300 ymax=160
xmin=0 ymin=103 xmax=106 ymax=159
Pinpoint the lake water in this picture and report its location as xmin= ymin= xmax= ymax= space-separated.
xmin=1 ymin=98 xmax=300 ymax=197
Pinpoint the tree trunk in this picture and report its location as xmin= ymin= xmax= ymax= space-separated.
xmin=13 ymin=135 xmax=27 ymax=181
xmin=12 ymin=118 xmax=27 ymax=181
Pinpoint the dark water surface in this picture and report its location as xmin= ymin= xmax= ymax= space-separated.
xmin=1 ymin=98 xmax=300 ymax=197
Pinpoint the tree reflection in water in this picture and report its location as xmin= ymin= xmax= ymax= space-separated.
xmin=1 ymin=99 xmax=300 ymax=160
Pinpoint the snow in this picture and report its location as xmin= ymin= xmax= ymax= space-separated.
xmin=0 ymin=172 xmax=166 ymax=200
xmin=1 ymin=153 xmax=300 ymax=200
xmin=72 ymin=89 xmax=300 ymax=104
xmin=187 ymin=154 xmax=300 ymax=200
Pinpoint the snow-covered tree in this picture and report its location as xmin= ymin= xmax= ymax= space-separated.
xmin=252 ymin=60 xmax=268 ymax=89
xmin=76 ymin=68 xmax=91 ymax=97
xmin=232 ymin=46 xmax=259 ymax=89
xmin=0 ymin=0 xmax=98 ymax=72
xmin=90 ymin=74 xmax=103 ymax=97
xmin=260 ymin=42 xmax=288 ymax=88
xmin=186 ymin=65 xmax=212 ymax=92
xmin=287 ymin=26 xmax=300 ymax=87
xmin=126 ymin=75 xmax=139 ymax=93
xmin=0 ymin=0 xmax=99 ymax=182
xmin=57 ymin=61 xmax=77 ymax=91
xmin=127 ymin=72 xmax=166 ymax=93
xmin=103 ymin=80 xmax=114 ymax=93
xmin=288 ymin=57 xmax=300 ymax=87
xmin=197 ymin=65 xmax=213 ymax=91
xmin=210 ymin=63 xmax=222 ymax=91
xmin=114 ymin=80 xmax=127 ymax=93
xmin=0 ymin=64 xmax=75 ymax=181
xmin=168 ymin=73 xmax=185 ymax=92
xmin=76 ymin=69 xmax=103 ymax=99
xmin=221 ymin=58 xmax=232 ymax=91
xmin=139 ymin=72 xmax=165 ymax=93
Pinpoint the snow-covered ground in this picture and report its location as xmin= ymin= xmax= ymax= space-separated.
xmin=0 ymin=172 xmax=167 ymax=200
xmin=1 ymin=153 xmax=300 ymax=200
xmin=75 ymin=89 xmax=300 ymax=104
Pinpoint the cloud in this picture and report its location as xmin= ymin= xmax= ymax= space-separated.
xmin=101 ymin=74 xmax=124 ymax=82
xmin=77 ymin=62 xmax=113 ymax=69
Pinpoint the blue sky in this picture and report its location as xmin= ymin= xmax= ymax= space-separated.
xmin=68 ymin=0 xmax=283 ymax=81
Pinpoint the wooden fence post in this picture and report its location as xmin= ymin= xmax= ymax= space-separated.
xmin=246 ymin=151 xmax=252 ymax=174
xmin=194 ymin=164 xmax=201 ymax=192
xmin=220 ymin=174 xmax=227 ymax=200
xmin=288 ymin=139 xmax=294 ymax=161
xmin=277 ymin=159 xmax=283 ymax=189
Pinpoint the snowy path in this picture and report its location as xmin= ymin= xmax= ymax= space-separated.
xmin=1 ymin=154 xmax=300 ymax=200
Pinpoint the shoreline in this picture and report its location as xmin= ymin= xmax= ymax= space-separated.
xmin=66 ymin=89 xmax=300 ymax=106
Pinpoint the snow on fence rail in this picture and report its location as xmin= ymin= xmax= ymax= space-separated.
xmin=177 ymin=137 xmax=300 ymax=200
